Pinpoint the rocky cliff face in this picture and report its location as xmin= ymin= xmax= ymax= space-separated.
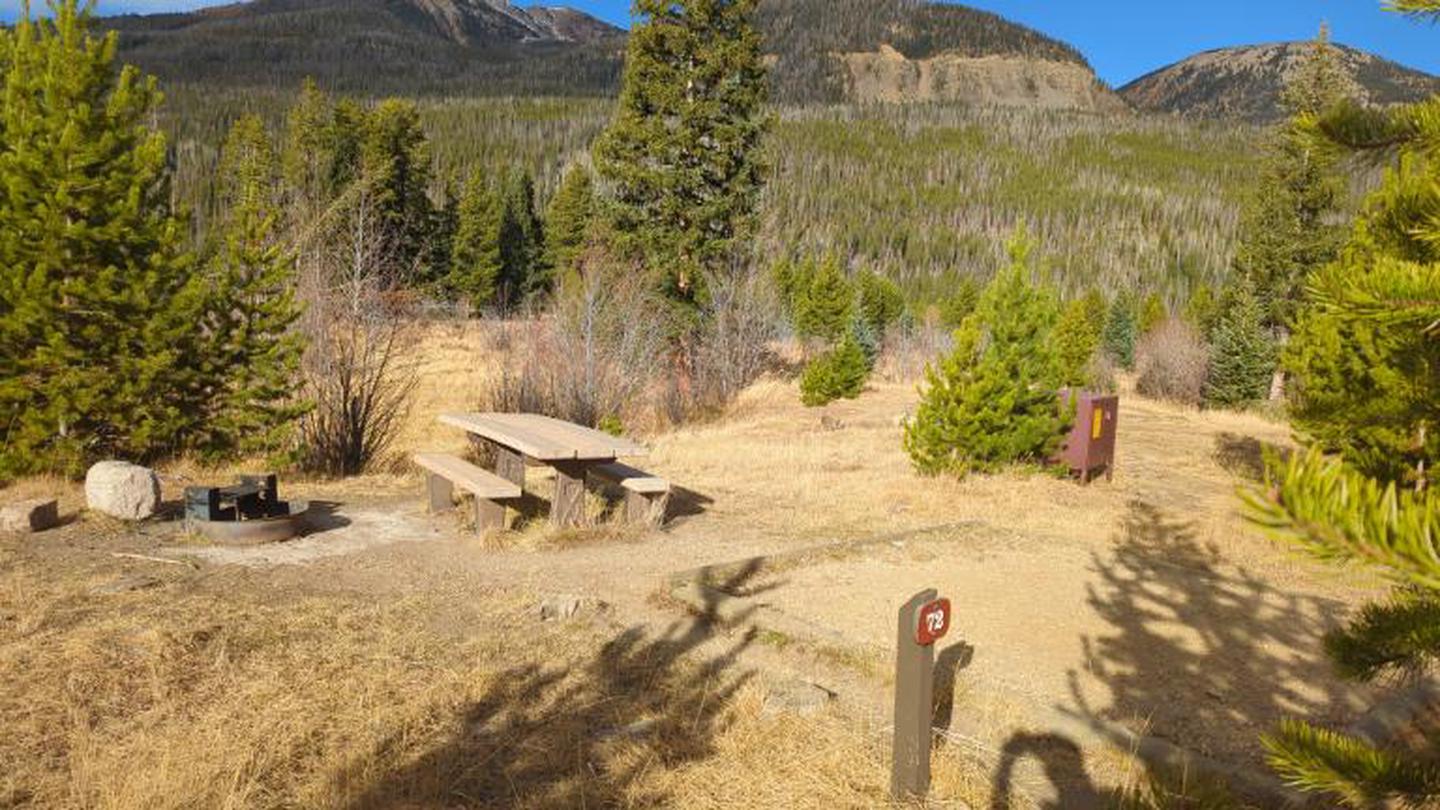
xmin=1120 ymin=41 xmax=1440 ymax=122
xmin=840 ymin=44 xmax=1127 ymax=112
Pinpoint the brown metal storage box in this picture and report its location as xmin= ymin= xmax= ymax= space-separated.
xmin=1054 ymin=391 xmax=1118 ymax=484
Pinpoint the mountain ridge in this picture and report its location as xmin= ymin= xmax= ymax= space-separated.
xmin=1119 ymin=40 xmax=1440 ymax=122
xmin=101 ymin=0 xmax=1124 ymax=110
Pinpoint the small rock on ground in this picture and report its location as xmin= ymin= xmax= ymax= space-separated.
xmin=763 ymin=678 xmax=839 ymax=717
xmin=0 ymin=498 xmax=59 ymax=533
xmin=90 ymin=575 xmax=162 ymax=596
xmin=539 ymin=594 xmax=605 ymax=621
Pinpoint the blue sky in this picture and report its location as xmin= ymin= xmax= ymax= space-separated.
xmin=2 ymin=0 xmax=1437 ymax=86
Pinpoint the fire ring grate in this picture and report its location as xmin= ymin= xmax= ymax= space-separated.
xmin=184 ymin=473 xmax=311 ymax=546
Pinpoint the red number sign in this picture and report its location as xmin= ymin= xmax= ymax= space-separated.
xmin=915 ymin=598 xmax=951 ymax=646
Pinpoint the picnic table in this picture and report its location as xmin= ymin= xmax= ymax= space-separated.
xmin=439 ymin=412 xmax=650 ymax=527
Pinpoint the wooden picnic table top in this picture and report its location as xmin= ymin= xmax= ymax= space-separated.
xmin=439 ymin=412 xmax=649 ymax=462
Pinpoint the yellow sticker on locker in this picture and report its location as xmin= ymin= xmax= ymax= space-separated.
xmin=1091 ymin=408 xmax=1104 ymax=440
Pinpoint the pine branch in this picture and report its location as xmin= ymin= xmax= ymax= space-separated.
xmin=1264 ymin=718 xmax=1440 ymax=807
xmin=1387 ymin=0 xmax=1440 ymax=21
xmin=1307 ymin=255 xmax=1440 ymax=336
xmin=1325 ymin=592 xmax=1440 ymax=682
xmin=1241 ymin=450 xmax=1440 ymax=590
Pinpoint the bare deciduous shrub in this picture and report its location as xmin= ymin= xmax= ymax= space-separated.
xmin=487 ymin=264 xmax=671 ymax=430
xmin=1136 ymin=318 xmax=1210 ymax=406
xmin=876 ymin=320 xmax=954 ymax=383
xmin=1085 ymin=352 xmax=1120 ymax=394
xmin=686 ymin=266 xmax=781 ymax=411
xmin=297 ymin=186 xmax=418 ymax=475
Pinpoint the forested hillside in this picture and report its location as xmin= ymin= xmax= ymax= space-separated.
xmin=105 ymin=0 xmax=1114 ymax=107
xmin=156 ymin=87 xmax=1260 ymax=305
xmin=104 ymin=0 xmax=626 ymax=95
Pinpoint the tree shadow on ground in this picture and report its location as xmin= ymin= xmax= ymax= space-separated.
xmin=981 ymin=499 xmax=1360 ymax=806
xmin=1212 ymin=433 xmax=1290 ymax=483
xmin=336 ymin=562 xmax=764 ymax=809
xmin=990 ymin=733 xmax=1104 ymax=809
xmin=301 ymin=500 xmax=351 ymax=534
xmin=1066 ymin=499 xmax=1361 ymax=766
xmin=989 ymin=731 xmax=1241 ymax=809
xmin=666 ymin=485 xmax=714 ymax=523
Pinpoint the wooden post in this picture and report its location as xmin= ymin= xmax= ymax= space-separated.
xmin=892 ymin=588 xmax=938 ymax=800
xmin=625 ymin=489 xmax=670 ymax=527
xmin=474 ymin=497 xmax=505 ymax=532
xmin=491 ymin=442 xmax=527 ymax=489
xmin=551 ymin=461 xmax=589 ymax=527
xmin=426 ymin=473 xmax=454 ymax=514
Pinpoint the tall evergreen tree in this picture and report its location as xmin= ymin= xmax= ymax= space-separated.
xmin=1182 ymin=284 xmax=1220 ymax=337
xmin=1053 ymin=296 xmax=1102 ymax=387
xmin=191 ymin=115 xmax=306 ymax=460
xmin=424 ymin=177 xmax=459 ymax=294
xmin=1138 ymin=292 xmax=1167 ymax=335
xmin=280 ymin=78 xmax=333 ymax=219
xmin=592 ymin=0 xmax=770 ymax=308
xmin=1233 ymin=25 xmax=1347 ymax=335
xmin=449 ymin=170 xmax=503 ymax=312
xmin=1205 ymin=278 xmax=1276 ymax=408
xmin=361 ymin=99 xmax=434 ymax=279
xmin=791 ymin=254 xmax=853 ymax=343
xmin=497 ymin=167 xmax=543 ymax=305
xmin=1101 ymin=295 xmax=1138 ymax=370
xmin=1245 ymin=3 xmax=1440 ymax=805
xmin=327 ymin=98 xmax=366 ymax=200
xmin=903 ymin=229 xmax=1067 ymax=477
xmin=856 ymin=269 xmax=905 ymax=336
xmin=0 ymin=0 xmax=201 ymax=475
xmin=938 ymin=278 xmax=981 ymax=329
xmin=542 ymin=163 xmax=595 ymax=291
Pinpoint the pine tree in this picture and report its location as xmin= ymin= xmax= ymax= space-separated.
xmin=0 ymin=0 xmax=202 ymax=476
xmin=1079 ymin=288 xmax=1109 ymax=336
xmin=799 ymin=332 xmax=869 ymax=407
xmin=1183 ymin=284 xmax=1220 ymax=337
xmin=1053 ymin=296 xmax=1102 ymax=387
xmin=903 ymin=229 xmax=1067 ymax=477
xmin=938 ymin=278 xmax=980 ymax=329
xmin=498 ymin=167 xmax=543 ymax=306
xmin=424 ymin=178 xmax=459 ymax=294
xmin=1138 ymin=292 xmax=1167 ymax=335
xmin=191 ymin=115 xmax=306 ymax=461
xmin=328 ymin=98 xmax=366 ymax=196
xmin=592 ymin=0 xmax=770 ymax=307
xmin=360 ymin=99 xmax=434 ymax=279
xmin=857 ymin=269 xmax=905 ymax=336
xmin=280 ymin=78 xmax=333 ymax=219
xmin=1206 ymin=279 xmax=1275 ymax=408
xmin=543 ymin=163 xmax=596 ymax=291
xmin=1242 ymin=4 xmax=1440 ymax=805
xmin=449 ymin=170 xmax=503 ymax=312
xmin=792 ymin=254 xmax=853 ymax=343
xmin=1101 ymin=296 xmax=1138 ymax=370
xmin=1233 ymin=25 xmax=1347 ymax=335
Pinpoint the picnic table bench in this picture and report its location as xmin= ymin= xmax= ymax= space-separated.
xmin=414 ymin=413 xmax=668 ymax=531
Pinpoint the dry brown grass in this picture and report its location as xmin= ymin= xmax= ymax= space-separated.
xmin=0 ymin=540 xmax=997 ymax=809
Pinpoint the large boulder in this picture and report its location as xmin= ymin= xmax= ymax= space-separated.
xmin=85 ymin=461 xmax=160 ymax=521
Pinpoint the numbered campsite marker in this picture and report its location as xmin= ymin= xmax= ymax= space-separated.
xmin=916 ymin=598 xmax=951 ymax=646
xmin=892 ymin=589 xmax=951 ymax=800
